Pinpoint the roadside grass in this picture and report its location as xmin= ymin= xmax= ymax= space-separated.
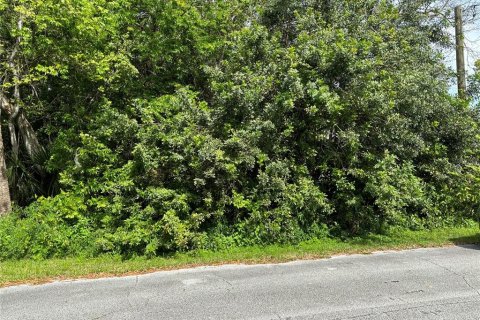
xmin=1 ymin=226 xmax=479 ymax=288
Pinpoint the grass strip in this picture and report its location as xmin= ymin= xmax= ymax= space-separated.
xmin=1 ymin=226 xmax=479 ymax=288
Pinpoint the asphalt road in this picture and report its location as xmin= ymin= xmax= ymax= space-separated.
xmin=1 ymin=245 xmax=480 ymax=320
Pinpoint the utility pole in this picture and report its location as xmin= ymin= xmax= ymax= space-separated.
xmin=455 ymin=5 xmax=466 ymax=99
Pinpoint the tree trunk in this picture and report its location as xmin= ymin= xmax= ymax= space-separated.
xmin=0 ymin=109 xmax=12 ymax=216
xmin=17 ymin=110 xmax=44 ymax=160
xmin=0 ymin=92 xmax=44 ymax=160
xmin=7 ymin=15 xmax=23 ymax=162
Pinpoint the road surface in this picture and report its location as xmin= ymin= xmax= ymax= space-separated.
xmin=1 ymin=245 xmax=480 ymax=319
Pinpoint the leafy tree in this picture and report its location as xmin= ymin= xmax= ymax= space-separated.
xmin=0 ymin=0 xmax=137 ymax=209
xmin=468 ymin=60 xmax=480 ymax=102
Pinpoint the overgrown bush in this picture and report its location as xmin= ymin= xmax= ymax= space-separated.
xmin=1 ymin=0 xmax=479 ymax=260
xmin=0 ymin=194 xmax=95 ymax=260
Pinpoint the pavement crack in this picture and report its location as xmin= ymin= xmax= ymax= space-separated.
xmin=406 ymin=290 xmax=424 ymax=294
xmin=460 ymin=274 xmax=480 ymax=298
xmin=90 ymin=310 xmax=117 ymax=320
xmin=331 ymin=299 xmax=478 ymax=320
xmin=421 ymin=257 xmax=480 ymax=297
xmin=213 ymin=274 xmax=233 ymax=287
xmin=125 ymin=275 xmax=140 ymax=311
xmin=132 ymin=275 xmax=140 ymax=308
xmin=211 ymin=273 xmax=236 ymax=300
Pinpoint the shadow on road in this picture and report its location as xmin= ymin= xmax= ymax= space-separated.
xmin=449 ymin=233 xmax=480 ymax=249
xmin=452 ymin=244 xmax=480 ymax=250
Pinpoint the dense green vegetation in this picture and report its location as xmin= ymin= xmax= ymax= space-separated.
xmin=0 ymin=0 xmax=479 ymax=261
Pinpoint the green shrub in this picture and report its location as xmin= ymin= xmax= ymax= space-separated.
xmin=0 ymin=194 xmax=95 ymax=260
